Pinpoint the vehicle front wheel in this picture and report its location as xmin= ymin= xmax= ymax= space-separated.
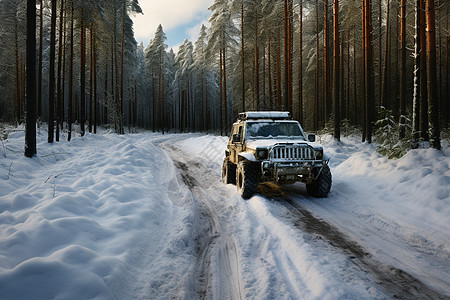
xmin=222 ymin=157 xmax=236 ymax=185
xmin=236 ymin=161 xmax=260 ymax=199
xmin=306 ymin=164 xmax=332 ymax=198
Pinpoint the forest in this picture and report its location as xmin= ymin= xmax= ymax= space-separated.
xmin=0 ymin=0 xmax=448 ymax=157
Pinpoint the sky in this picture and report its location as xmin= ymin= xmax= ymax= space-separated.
xmin=131 ymin=0 xmax=214 ymax=52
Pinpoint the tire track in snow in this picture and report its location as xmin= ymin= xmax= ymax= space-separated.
xmin=278 ymin=197 xmax=447 ymax=300
xmin=159 ymin=143 xmax=244 ymax=300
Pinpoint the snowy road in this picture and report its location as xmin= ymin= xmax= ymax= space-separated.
xmin=159 ymin=134 xmax=450 ymax=299
xmin=0 ymin=129 xmax=449 ymax=299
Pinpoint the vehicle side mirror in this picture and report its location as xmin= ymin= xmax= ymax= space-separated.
xmin=308 ymin=134 xmax=316 ymax=142
xmin=232 ymin=134 xmax=241 ymax=143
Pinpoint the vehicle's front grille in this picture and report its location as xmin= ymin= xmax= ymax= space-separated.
xmin=270 ymin=145 xmax=315 ymax=161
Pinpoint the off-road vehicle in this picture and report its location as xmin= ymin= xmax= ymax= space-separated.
xmin=222 ymin=111 xmax=332 ymax=199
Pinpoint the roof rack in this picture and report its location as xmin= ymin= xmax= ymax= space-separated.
xmin=238 ymin=111 xmax=292 ymax=121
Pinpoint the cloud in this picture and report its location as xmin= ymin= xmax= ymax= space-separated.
xmin=132 ymin=0 xmax=213 ymax=47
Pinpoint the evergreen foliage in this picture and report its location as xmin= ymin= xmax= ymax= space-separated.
xmin=375 ymin=106 xmax=412 ymax=159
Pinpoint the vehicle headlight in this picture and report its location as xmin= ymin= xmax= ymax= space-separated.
xmin=256 ymin=149 xmax=268 ymax=160
xmin=315 ymin=149 xmax=323 ymax=160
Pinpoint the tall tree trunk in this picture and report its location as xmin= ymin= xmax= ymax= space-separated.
xmin=162 ymin=69 xmax=165 ymax=133
xmin=268 ymin=38 xmax=273 ymax=110
xmin=223 ymin=44 xmax=228 ymax=132
xmin=288 ymin=0 xmax=294 ymax=116
xmin=219 ymin=48 xmax=223 ymax=135
xmin=381 ymin=0 xmax=391 ymax=109
xmin=353 ymin=33 xmax=357 ymax=125
xmin=104 ymin=60 xmax=108 ymax=126
xmin=68 ymin=3 xmax=73 ymax=141
xmin=134 ymin=79 xmax=137 ymax=127
xmin=181 ymin=89 xmax=185 ymax=132
xmin=291 ymin=0 xmax=294 ymax=109
xmin=399 ymin=0 xmax=407 ymax=139
xmin=22 ymin=61 xmax=25 ymax=117
xmin=276 ymin=29 xmax=282 ymax=110
xmin=206 ymin=72 xmax=209 ymax=130
xmin=80 ymin=17 xmax=86 ymax=137
xmin=333 ymin=0 xmax=340 ymax=141
xmin=346 ymin=28 xmax=350 ymax=119
xmin=378 ymin=0 xmax=382 ymax=107
xmin=56 ymin=0 xmax=64 ymax=142
xmin=437 ymin=1 xmax=442 ymax=116
xmin=323 ymin=0 xmax=330 ymax=121
xmin=201 ymin=69 xmax=204 ymax=131
xmin=340 ymin=34 xmax=345 ymax=120
xmin=255 ymin=2 xmax=260 ymax=110
xmin=21 ymin=60 xmax=25 ymax=119
xmin=446 ymin=5 xmax=449 ymax=127
xmin=420 ymin=0 xmax=428 ymax=140
xmin=38 ymin=0 xmax=43 ymax=118
xmin=110 ymin=42 xmax=114 ymax=127
xmin=89 ymin=23 xmax=93 ymax=133
xmin=160 ymin=49 xmax=165 ymax=134
xmin=158 ymin=69 xmax=162 ymax=131
xmin=365 ymin=0 xmax=375 ymax=143
xmin=394 ymin=7 xmax=400 ymax=119
xmin=283 ymin=0 xmax=289 ymax=111
xmin=61 ymin=10 xmax=67 ymax=131
xmin=298 ymin=0 xmax=303 ymax=123
xmin=241 ymin=2 xmax=245 ymax=112
xmin=152 ymin=75 xmax=156 ymax=131
xmin=412 ymin=0 xmax=421 ymax=147
xmin=119 ymin=2 xmax=126 ymax=134
xmin=15 ymin=18 xmax=20 ymax=124
xmin=361 ymin=0 xmax=366 ymax=142
xmin=25 ymin=0 xmax=37 ymax=157
xmin=48 ymin=0 xmax=57 ymax=142
xmin=426 ymin=0 xmax=441 ymax=149
xmin=94 ymin=28 xmax=97 ymax=134
xmin=128 ymin=83 xmax=131 ymax=132
xmin=315 ymin=0 xmax=319 ymax=130
xmin=263 ymin=46 xmax=266 ymax=109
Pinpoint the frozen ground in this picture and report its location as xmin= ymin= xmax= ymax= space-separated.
xmin=0 ymin=126 xmax=449 ymax=299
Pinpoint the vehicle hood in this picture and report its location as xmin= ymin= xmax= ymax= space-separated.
xmin=245 ymin=139 xmax=323 ymax=150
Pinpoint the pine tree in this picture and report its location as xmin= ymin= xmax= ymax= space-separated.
xmin=333 ymin=0 xmax=340 ymax=141
xmin=48 ymin=0 xmax=57 ymax=142
xmin=399 ymin=0 xmax=407 ymax=139
xmin=193 ymin=25 xmax=209 ymax=130
xmin=426 ymin=0 xmax=441 ymax=149
xmin=68 ymin=2 xmax=74 ymax=141
xmin=146 ymin=25 xmax=167 ymax=132
xmin=25 ymin=0 xmax=37 ymax=157
xmin=412 ymin=0 xmax=421 ymax=148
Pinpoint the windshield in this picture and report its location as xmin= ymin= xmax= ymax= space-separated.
xmin=245 ymin=121 xmax=305 ymax=140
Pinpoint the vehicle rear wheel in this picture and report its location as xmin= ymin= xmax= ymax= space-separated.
xmin=236 ymin=161 xmax=260 ymax=199
xmin=306 ymin=164 xmax=332 ymax=198
xmin=222 ymin=157 xmax=236 ymax=185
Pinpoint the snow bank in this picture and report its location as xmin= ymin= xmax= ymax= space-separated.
xmin=0 ymin=129 xmax=197 ymax=299
xmin=322 ymin=134 xmax=450 ymax=236
xmin=305 ymin=134 xmax=450 ymax=295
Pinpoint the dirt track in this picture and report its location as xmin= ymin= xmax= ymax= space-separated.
xmin=160 ymin=138 xmax=446 ymax=299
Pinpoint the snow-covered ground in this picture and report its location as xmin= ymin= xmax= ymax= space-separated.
xmin=0 ymin=127 xmax=449 ymax=299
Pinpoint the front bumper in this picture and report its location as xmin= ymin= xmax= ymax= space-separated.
xmin=261 ymin=160 xmax=324 ymax=184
